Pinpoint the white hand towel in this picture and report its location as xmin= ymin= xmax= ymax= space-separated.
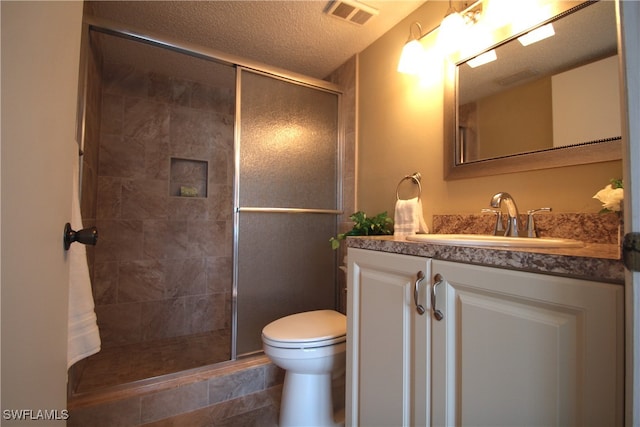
xmin=394 ymin=197 xmax=429 ymax=237
xmin=67 ymin=160 xmax=101 ymax=368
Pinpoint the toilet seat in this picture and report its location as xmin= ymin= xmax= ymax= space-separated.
xmin=262 ymin=309 xmax=346 ymax=349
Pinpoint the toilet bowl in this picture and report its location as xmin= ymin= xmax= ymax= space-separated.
xmin=262 ymin=309 xmax=347 ymax=427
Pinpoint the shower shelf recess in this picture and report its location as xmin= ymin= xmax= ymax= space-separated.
xmin=170 ymin=157 xmax=208 ymax=198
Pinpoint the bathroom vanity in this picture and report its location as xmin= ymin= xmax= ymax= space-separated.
xmin=345 ymin=237 xmax=624 ymax=426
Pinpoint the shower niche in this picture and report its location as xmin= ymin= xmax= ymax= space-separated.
xmin=170 ymin=157 xmax=208 ymax=198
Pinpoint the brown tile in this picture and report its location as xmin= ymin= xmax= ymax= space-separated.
xmin=103 ymin=62 xmax=148 ymax=98
xmin=73 ymin=331 xmax=232 ymax=393
xmin=208 ymin=365 xmax=265 ymax=405
xmin=264 ymin=364 xmax=285 ymax=389
xmin=123 ymin=98 xmax=170 ymax=143
xmin=186 ymin=220 xmax=228 ymax=258
xmin=206 ymin=387 xmax=281 ymax=423
xmin=208 ymin=148 xmax=228 ymax=185
xmin=165 ymin=258 xmax=206 ymax=298
xmin=141 ymin=386 xmax=280 ymax=427
xmin=185 ymin=293 xmax=228 ymax=334
xmin=121 ymin=178 xmax=169 ymax=220
xmin=68 ymin=395 xmax=141 ymax=427
xmin=213 ymin=404 xmax=279 ymax=427
xmin=140 ymin=381 xmax=208 ymax=424
xmin=144 ymin=140 xmax=170 ymax=181
xmin=141 ymin=298 xmax=186 ymax=340
xmin=100 ymin=92 xmax=124 ymax=134
xmin=99 ymin=134 xmax=146 ymax=179
xmin=206 ymin=256 xmax=232 ymax=294
xmin=143 ymin=220 xmax=189 ymax=260
xmin=168 ymin=196 xmax=209 ymax=221
xmin=94 ymin=302 xmax=142 ymax=347
xmin=208 ymin=184 xmax=234 ymax=222
xmin=97 ymin=176 xmax=122 ymax=219
xmin=94 ymin=219 xmax=144 ymax=263
xmin=191 ymin=83 xmax=234 ymax=114
xmin=147 ymin=72 xmax=172 ymax=104
xmin=169 ymin=106 xmax=215 ymax=148
xmin=118 ymin=259 xmax=165 ymax=303
xmin=92 ymin=261 xmax=119 ymax=305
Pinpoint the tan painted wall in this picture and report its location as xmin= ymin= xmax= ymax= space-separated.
xmin=357 ymin=1 xmax=622 ymax=227
xmin=1 ymin=1 xmax=83 ymax=421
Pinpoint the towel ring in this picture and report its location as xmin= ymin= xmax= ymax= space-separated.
xmin=396 ymin=172 xmax=422 ymax=201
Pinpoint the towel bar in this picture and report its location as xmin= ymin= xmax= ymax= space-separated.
xmin=396 ymin=172 xmax=422 ymax=201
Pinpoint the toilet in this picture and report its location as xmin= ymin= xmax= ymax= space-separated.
xmin=262 ymin=309 xmax=347 ymax=427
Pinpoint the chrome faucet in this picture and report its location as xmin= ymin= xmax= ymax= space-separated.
xmin=481 ymin=208 xmax=505 ymax=236
xmin=490 ymin=192 xmax=521 ymax=237
xmin=526 ymin=207 xmax=552 ymax=237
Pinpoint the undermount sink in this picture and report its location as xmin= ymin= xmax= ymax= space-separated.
xmin=405 ymin=234 xmax=585 ymax=248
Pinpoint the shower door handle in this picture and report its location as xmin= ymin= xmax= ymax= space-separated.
xmin=63 ymin=223 xmax=98 ymax=250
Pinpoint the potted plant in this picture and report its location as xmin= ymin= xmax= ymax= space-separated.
xmin=330 ymin=211 xmax=394 ymax=250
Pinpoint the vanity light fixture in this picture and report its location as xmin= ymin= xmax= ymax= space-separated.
xmin=397 ymin=21 xmax=427 ymax=75
xmin=398 ymin=1 xmax=484 ymax=75
xmin=437 ymin=1 xmax=466 ymax=54
xmin=466 ymin=49 xmax=497 ymax=68
xmin=517 ymin=23 xmax=555 ymax=46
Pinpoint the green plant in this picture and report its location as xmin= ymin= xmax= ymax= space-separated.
xmin=330 ymin=211 xmax=394 ymax=250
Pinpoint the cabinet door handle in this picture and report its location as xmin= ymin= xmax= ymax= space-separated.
xmin=414 ymin=270 xmax=426 ymax=315
xmin=432 ymin=274 xmax=445 ymax=321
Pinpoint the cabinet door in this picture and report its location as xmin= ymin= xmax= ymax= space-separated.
xmin=431 ymin=260 xmax=624 ymax=427
xmin=346 ymin=248 xmax=431 ymax=427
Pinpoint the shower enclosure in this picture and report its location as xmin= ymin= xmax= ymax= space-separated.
xmin=71 ymin=21 xmax=342 ymax=394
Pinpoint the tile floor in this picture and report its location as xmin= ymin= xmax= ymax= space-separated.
xmin=73 ymin=330 xmax=231 ymax=393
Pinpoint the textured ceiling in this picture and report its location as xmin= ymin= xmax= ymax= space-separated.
xmin=86 ymin=0 xmax=426 ymax=80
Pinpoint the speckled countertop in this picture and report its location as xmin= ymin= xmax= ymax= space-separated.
xmin=345 ymin=214 xmax=625 ymax=284
xmin=346 ymin=236 xmax=623 ymax=284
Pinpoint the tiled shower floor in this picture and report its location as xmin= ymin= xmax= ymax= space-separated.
xmin=72 ymin=330 xmax=231 ymax=393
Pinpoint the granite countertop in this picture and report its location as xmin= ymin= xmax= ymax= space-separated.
xmin=346 ymin=235 xmax=624 ymax=284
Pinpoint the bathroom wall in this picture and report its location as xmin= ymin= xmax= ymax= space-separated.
xmin=356 ymin=1 xmax=623 ymax=225
xmin=89 ymin=53 xmax=235 ymax=349
xmin=326 ymin=55 xmax=357 ymax=313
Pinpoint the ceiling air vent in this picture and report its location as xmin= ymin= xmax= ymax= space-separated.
xmin=326 ymin=0 xmax=379 ymax=26
xmin=495 ymin=69 xmax=539 ymax=87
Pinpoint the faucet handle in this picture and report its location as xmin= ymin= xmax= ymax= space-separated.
xmin=482 ymin=208 xmax=505 ymax=236
xmin=526 ymin=207 xmax=552 ymax=238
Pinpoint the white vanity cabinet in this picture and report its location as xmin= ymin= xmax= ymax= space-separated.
xmin=430 ymin=259 xmax=624 ymax=427
xmin=346 ymin=248 xmax=624 ymax=427
xmin=346 ymin=248 xmax=432 ymax=426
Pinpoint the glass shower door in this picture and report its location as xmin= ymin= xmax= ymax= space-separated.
xmin=235 ymin=69 xmax=341 ymax=355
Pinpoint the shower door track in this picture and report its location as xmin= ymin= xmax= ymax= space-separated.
xmin=237 ymin=207 xmax=342 ymax=215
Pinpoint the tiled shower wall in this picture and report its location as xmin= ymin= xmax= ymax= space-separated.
xmin=90 ymin=59 xmax=235 ymax=349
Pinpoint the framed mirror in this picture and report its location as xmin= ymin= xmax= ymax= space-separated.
xmin=444 ymin=1 xmax=622 ymax=180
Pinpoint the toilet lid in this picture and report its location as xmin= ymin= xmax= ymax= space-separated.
xmin=262 ymin=310 xmax=346 ymax=346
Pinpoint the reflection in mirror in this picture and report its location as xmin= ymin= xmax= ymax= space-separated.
xmin=444 ymin=1 xmax=622 ymax=180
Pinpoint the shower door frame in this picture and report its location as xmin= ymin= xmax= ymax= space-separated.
xmin=233 ymin=66 xmax=344 ymax=357
xmin=79 ymin=15 xmax=345 ymax=363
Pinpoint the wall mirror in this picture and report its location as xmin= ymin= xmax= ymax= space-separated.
xmin=444 ymin=1 xmax=622 ymax=180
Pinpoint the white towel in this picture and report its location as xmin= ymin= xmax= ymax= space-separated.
xmin=67 ymin=160 xmax=101 ymax=368
xmin=393 ymin=197 xmax=429 ymax=237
